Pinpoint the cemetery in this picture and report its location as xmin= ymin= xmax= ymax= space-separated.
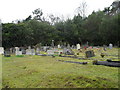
xmin=1 ymin=44 xmax=119 ymax=88
xmin=1 ymin=0 xmax=120 ymax=88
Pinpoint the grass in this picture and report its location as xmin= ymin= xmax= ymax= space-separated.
xmin=2 ymin=48 xmax=119 ymax=88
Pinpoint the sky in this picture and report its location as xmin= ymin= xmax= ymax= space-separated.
xmin=0 ymin=0 xmax=115 ymax=23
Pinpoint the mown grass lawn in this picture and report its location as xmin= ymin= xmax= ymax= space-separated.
xmin=2 ymin=48 xmax=119 ymax=88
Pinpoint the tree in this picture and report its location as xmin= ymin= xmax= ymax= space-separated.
xmin=77 ymin=1 xmax=87 ymax=18
xmin=32 ymin=8 xmax=43 ymax=21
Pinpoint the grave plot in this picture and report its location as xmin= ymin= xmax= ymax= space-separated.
xmin=57 ymin=60 xmax=87 ymax=65
xmin=93 ymin=59 xmax=120 ymax=67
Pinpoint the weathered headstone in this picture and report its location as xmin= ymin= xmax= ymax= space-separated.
xmin=31 ymin=49 xmax=35 ymax=55
xmin=36 ymin=48 xmax=40 ymax=55
xmin=85 ymin=50 xmax=95 ymax=58
xmin=22 ymin=49 xmax=26 ymax=54
xmin=15 ymin=47 xmax=20 ymax=55
xmin=4 ymin=51 xmax=11 ymax=57
xmin=10 ymin=48 xmax=13 ymax=54
xmin=67 ymin=44 xmax=70 ymax=49
xmin=103 ymin=45 xmax=107 ymax=51
xmin=26 ymin=46 xmax=32 ymax=55
xmin=109 ymin=43 xmax=113 ymax=49
xmin=63 ymin=48 xmax=74 ymax=55
xmin=77 ymin=44 xmax=80 ymax=50
xmin=0 ymin=47 xmax=4 ymax=54
xmin=58 ymin=44 xmax=61 ymax=49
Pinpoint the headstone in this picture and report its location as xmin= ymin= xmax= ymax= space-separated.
xmin=51 ymin=40 xmax=54 ymax=48
xmin=103 ymin=45 xmax=107 ymax=51
xmin=77 ymin=44 xmax=80 ymax=50
xmin=43 ymin=46 xmax=48 ymax=52
xmin=31 ymin=49 xmax=35 ymax=55
xmin=63 ymin=48 xmax=67 ymax=54
xmin=0 ymin=47 xmax=4 ymax=54
xmin=63 ymin=48 xmax=74 ymax=55
xmin=71 ymin=45 xmax=75 ymax=49
xmin=4 ymin=51 xmax=11 ymax=57
xmin=18 ymin=51 xmax=22 ymax=55
xmin=15 ymin=47 xmax=20 ymax=55
xmin=26 ymin=49 xmax=32 ymax=55
xmin=10 ymin=48 xmax=13 ymax=54
xmin=58 ymin=44 xmax=61 ymax=49
xmin=85 ymin=50 xmax=95 ymax=58
xmin=36 ymin=48 xmax=40 ymax=55
xmin=67 ymin=44 xmax=70 ymax=49
xmin=109 ymin=43 xmax=113 ymax=49
xmin=22 ymin=49 xmax=26 ymax=54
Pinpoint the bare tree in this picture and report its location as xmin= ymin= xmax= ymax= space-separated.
xmin=77 ymin=1 xmax=87 ymax=18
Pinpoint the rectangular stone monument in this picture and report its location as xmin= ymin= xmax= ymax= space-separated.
xmin=4 ymin=51 xmax=11 ymax=57
xmin=85 ymin=50 xmax=95 ymax=58
xmin=36 ymin=48 xmax=40 ymax=55
xmin=77 ymin=44 xmax=80 ymax=50
xmin=15 ymin=47 xmax=20 ymax=55
xmin=0 ymin=47 xmax=4 ymax=54
xmin=31 ymin=49 xmax=35 ymax=55
xmin=22 ymin=49 xmax=26 ymax=54
xmin=58 ymin=44 xmax=61 ymax=49
xmin=26 ymin=49 xmax=32 ymax=55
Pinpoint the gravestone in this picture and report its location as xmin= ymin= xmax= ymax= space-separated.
xmin=4 ymin=51 xmax=11 ymax=57
xmin=63 ymin=48 xmax=67 ymax=54
xmin=36 ymin=48 xmax=40 ymax=55
xmin=63 ymin=48 xmax=74 ymax=55
xmin=58 ymin=44 xmax=61 ymax=49
xmin=26 ymin=46 xmax=32 ymax=55
xmin=0 ymin=47 xmax=4 ymax=54
xmin=109 ymin=43 xmax=113 ymax=49
xmin=77 ymin=44 xmax=80 ymax=50
xmin=10 ymin=48 xmax=13 ymax=54
xmin=85 ymin=50 xmax=95 ymax=58
xmin=47 ymin=50 xmax=55 ymax=55
xmin=67 ymin=44 xmax=70 ymax=49
xmin=22 ymin=49 xmax=26 ymax=54
xmin=15 ymin=47 xmax=20 ymax=55
xmin=103 ymin=45 xmax=107 ymax=51
xmin=43 ymin=46 xmax=49 ymax=52
xmin=71 ymin=45 xmax=75 ymax=49
xmin=31 ymin=49 xmax=35 ymax=55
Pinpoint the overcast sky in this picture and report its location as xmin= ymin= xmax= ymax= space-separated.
xmin=0 ymin=0 xmax=115 ymax=23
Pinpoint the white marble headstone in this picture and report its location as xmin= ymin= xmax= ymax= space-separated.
xmin=15 ymin=47 xmax=20 ymax=55
xmin=26 ymin=49 xmax=32 ymax=55
xmin=58 ymin=45 xmax=61 ymax=48
xmin=0 ymin=47 xmax=4 ymax=54
xmin=109 ymin=43 xmax=113 ymax=49
xmin=77 ymin=44 xmax=80 ymax=50
xmin=31 ymin=49 xmax=35 ymax=55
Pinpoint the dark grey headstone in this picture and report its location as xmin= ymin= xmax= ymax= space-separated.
xmin=4 ymin=51 xmax=11 ymax=57
xmin=85 ymin=50 xmax=95 ymax=58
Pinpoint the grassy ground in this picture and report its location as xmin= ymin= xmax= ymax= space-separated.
xmin=2 ymin=48 xmax=119 ymax=88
